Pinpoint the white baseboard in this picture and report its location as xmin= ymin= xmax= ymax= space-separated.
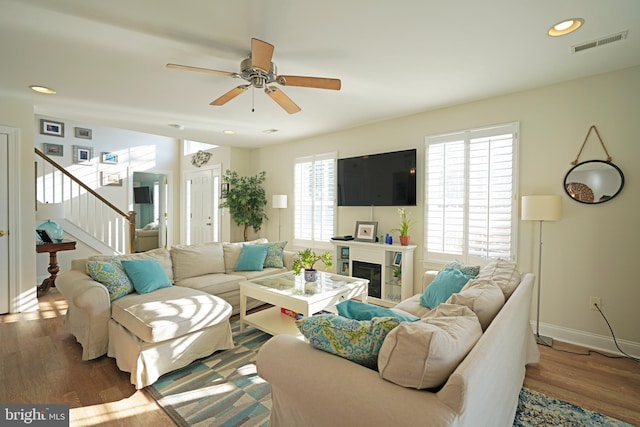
xmin=533 ymin=321 xmax=640 ymax=359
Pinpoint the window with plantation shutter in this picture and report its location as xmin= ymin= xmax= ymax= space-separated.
xmin=425 ymin=123 xmax=519 ymax=265
xmin=294 ymin=153 xmax=336 ymax=246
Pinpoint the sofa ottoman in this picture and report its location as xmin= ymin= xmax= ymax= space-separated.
xmin=107 ymin=286 xmax=233 ymax=389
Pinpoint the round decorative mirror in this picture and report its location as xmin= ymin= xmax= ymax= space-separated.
xmin=564 ymin=160 xmax=624 ymax=204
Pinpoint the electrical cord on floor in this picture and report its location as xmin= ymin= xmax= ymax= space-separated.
xmin=594 ymin=303 xmax=640 ymax=363
xmin=544 ymin=303 xmax=640 ymax=363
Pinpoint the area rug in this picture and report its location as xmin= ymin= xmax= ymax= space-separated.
xmin=149 ymin=322 xmax=633 ymax=427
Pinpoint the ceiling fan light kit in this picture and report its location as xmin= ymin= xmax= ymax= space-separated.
xmin=168 ymin=38 xmax=341 ymax=114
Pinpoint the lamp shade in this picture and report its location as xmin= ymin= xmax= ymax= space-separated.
xmin=272 ymin=195 xmax=288 ymax=209
xmin=36 ymin=202 xmax=64 ymax=220
xmin=521 ymin=195 xmax=562 ymax=221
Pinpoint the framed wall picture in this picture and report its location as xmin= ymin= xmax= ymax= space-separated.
xmin=43 ymin=143 xmax=64 ymax=157
xmin=392 ymin=251 xmax=402 ymax=267
xmin=101 ymin=171 xmax=122 ymax=186
xmin=75 ymin=127 xmax=92 ymax=139
xmin=40 ymin=119 xmax=64 ymax=137
xmin=73 ymin=145 xmax=93 ymax=165
xmin=101 ymin=152 xmax=118 ymax=164
xmin=354 ymin=221 xmax=378 ymax=242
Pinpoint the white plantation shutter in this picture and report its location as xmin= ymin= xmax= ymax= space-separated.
xmin=294 ymin=153 xmax=336 ymax=245
xmin=425 ymin=123 xmax=518 ymax=264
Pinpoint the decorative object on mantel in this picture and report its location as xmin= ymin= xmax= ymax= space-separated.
xmin=292 ymin=248 xmax=333 ymax=282
xmin=354 ymin=221 xmax=378 ymax=242
xmin=392 ymin=208 xmax=412 ymax=245
xmin=564 ymin=125 xmax=625 ymax=204
xmin=191 ymin=150 xmax=212 ymax=167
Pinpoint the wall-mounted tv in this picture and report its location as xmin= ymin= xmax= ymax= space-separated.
xmin=133 ymin=186 xmax=152 ymax=204
xmin=338 ymin=149 xmax=417 ymax=206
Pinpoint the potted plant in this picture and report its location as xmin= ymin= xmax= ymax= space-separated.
xmin=292 ymin=248 xmax=333 ymax=282
xmin=220 ymin=170 xmax=268 ymax=242
xmin=392 ymin=208 xmax=412 ymax=246
xmin=393 ymin=266 xmax=402 ymax=285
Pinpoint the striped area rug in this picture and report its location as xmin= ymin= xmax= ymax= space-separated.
xmin=149 ymin=321 xmax=633 ymax=427
xmin=148 ymin=321 xmax=271 ymax=427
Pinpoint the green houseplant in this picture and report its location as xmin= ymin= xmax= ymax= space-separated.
xmin=220 ymin=170 xmax=268 ymax=242
xmin=292 ymin=248 xmax=333 ymax=282
xmin=392 ymin=207 xmax=412 ymax=246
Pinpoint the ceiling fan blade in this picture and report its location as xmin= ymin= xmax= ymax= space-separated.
xmin=276 ymin=75 xmax=341 ymax=90
xmin=167 ymin=63 xmax=238 ymax=77
xmin=210 ymin=85 xmax=249 ymax=106
xmin=251 ymin=38 xmax=275 ymax=71
xmin=264 ymin=86 xmax=301 ymax=114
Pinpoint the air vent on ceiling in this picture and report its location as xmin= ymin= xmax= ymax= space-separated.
xmin=572 ymin=30 xmax=628 ymax=53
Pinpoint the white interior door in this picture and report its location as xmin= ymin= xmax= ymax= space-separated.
xmin=187 ymin=169 xmax=215 ymax=245
xmin=0 ymin=133 xmax=9 ymax=314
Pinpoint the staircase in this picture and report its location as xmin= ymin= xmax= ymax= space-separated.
xmin=35 ymin=148 xmax=136 ymax=254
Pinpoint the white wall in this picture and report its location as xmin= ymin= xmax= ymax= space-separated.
xmin=254 ymin=66 xmax=640 ymax=348
xmin=0 ymin=98 xmax=38 ymax=312
xmin=34 ymin=116 xmax=180 ymax=278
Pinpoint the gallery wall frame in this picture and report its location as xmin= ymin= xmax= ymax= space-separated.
xmin=354 ymin=221 xmax=378 ymax=242
xmin=73 ymin=145 xmax=93 ymax=165
xmin=101 ymin=152 xmax=118 ymax=164
xmin=43 ymin=143 xmax=64 ymax=157
xmin=75 ymin=127 xmax=92 ymax=139
xmin=101 ymin=171 xmax=122 ymax=186
xmin=40 ymin=119 xmax=64 ymax=137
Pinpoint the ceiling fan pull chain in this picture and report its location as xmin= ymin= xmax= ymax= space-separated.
xmin=252 ymin=86 xmax=255 ymax=112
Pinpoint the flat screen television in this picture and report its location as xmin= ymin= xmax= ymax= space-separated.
xmin=338 ymin=149 xmax=416 ymax=206
xmin=133 ymin=186 xmax=152 ymax=204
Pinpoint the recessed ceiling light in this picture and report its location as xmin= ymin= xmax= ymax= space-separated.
xmin=169 ymin=123 xmax=184 ymax=130
xmin=29 ymin=85 xmax=56 ymax=95
xmin=223 ymin=130 xmax=236 ymax=135
xmin=548 ymin=18 xmax=584 ymax=36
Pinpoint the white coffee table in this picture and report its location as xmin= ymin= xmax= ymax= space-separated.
xmin=239 ymin=270 xmax=369 ymax=336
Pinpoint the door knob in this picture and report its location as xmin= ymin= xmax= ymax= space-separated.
xmin=0 ymin=230 xmax=6 ymax=237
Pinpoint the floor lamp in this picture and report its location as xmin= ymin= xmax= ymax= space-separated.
xmin=272 ymin=195 xmax=287 ymax=240
xmin=521 ymin=195 xmax=562 ymax=347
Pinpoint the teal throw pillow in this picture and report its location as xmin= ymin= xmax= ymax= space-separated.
xmin=295 ymin=314 xmax=400 ymax=369
xmin=443 ymin=260 xmax=480 ymax=277
xmin=234 ymin=244 xmax=269 ymax=271
xmin=260 ymin=241 xmax=287 ymax=268
xmin=121 ymin=258 xmax=172 ymax=294
xmin=337 ymin=300 xmax=419 ymax=322
xmin=420 ymin=268 xmax=475 ymax=309
xmin=86 ymin=260 xmax=133 ymax=301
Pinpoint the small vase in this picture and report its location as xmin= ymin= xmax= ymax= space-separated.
xmin=304 ymin=269 xmax=318 ymax=282
xmin=399 ymin=235 xmax=410 ymax=246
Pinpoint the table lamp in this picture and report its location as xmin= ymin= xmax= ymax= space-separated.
xmin=36 ymin=202 xmax=65 ymax=242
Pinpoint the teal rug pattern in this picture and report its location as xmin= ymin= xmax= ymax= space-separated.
xmin=148 ymin=322 xmax=272 ymax=427
xmin=515 ymin=387 xmax=634 ymax=427
xmin=149 ymin=322 xmax=633 ymax=427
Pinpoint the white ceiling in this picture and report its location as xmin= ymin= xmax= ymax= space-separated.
xmin=1 ymin=0 xmax=639 ymax=148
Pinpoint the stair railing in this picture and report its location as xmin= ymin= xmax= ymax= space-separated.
xmin=35 ymin=148 xmax=136 ymax=254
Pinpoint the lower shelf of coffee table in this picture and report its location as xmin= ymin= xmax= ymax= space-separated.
xmin=242 ymin=306 xmax=303 ymax=337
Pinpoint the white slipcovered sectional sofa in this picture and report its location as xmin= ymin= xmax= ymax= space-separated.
xmin=257 ymin=260 xmax=539 ymax=427
xmin=56 ymin=238 xmax=293 ymax=389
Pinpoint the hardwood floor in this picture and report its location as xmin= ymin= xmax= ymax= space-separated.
xmin=1 ymin=289 xmax=639 ymax=426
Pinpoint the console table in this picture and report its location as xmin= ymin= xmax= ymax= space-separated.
xmin=332 ymin=240 xmax=416 ymax=307
xmin=36 ymin=240 xmax=76 ymax=297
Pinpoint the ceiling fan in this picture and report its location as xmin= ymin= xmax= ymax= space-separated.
xmin=167 ymin=38 xmax=341 ymax=114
